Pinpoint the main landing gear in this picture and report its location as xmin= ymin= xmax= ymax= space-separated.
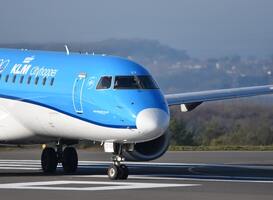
xmin=41 ymin=143 xmax=78 ymax=174
xmin=107 ymin=144 xmax=129 ymax=180
xmin=41 ymin=142 xmax=129 ymax=180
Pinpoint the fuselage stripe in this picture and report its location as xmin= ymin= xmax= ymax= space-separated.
xmin=0 ymin=94 xmax=137 ymax=129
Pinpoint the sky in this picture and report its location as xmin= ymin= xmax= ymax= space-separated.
xmin=0 ymin=0 xmax=273 ymax=58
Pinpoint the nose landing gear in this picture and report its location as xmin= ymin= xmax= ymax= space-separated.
xmin=107 ymin=157 xmax=129 ymax=180
xmin=107 ymin=164 xmax=129 ymax=180
xmin=107 ymin=144 xmax=129 ymax=180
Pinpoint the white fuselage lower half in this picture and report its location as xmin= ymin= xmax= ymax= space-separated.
xmin=0 ymin=98 xmax=155 ymax=144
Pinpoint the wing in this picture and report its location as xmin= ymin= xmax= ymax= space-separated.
xmin=165 ymin=85 xmax=273 ymax=112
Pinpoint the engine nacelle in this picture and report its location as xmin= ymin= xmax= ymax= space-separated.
xmin=124 ymin=133 xmax=170 ymax=161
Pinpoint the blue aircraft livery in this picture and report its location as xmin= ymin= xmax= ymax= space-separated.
xmin=1 ymin=47 xmax=273 ymax=179
xmin=0 ymin=48 xmax=168 ymax=128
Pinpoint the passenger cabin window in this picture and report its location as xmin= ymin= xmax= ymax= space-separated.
xmin=50 ymin=77 xmax=54 ymax=86
xmin=5 ymin=75 xmax=9 ymax=83
xmin=35 ymin=77 xmax=39 ymax=85
xmin=0 ymin=73 xmax=55 ymax=87
xmin=27 ymin=76 xmax=32 ymax=84
xmin=96 ymin=76 xmax=112 ymax=89
xmin=12 ymin=75 xmax=17 ymax=83
xmin=20 ymin=76 xmax=24 ymax=84
xmin=42 ymin=77 xmax=47 ymax=86
xmin=114 ymin=76 xmax=158 ymax=89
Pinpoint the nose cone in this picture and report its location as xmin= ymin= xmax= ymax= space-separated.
xmin=136 ymin=108 xmax=170 ymax=140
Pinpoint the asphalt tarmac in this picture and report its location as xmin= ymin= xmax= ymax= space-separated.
xmin=0 ymin=149 xmax=273 ymax=200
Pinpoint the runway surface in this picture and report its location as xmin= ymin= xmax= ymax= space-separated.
xmin=0 ymin=149 xmax=273 ymax=200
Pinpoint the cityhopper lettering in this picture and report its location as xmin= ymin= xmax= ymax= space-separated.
xmin=10 ymin=57 xmax=58 ymax=77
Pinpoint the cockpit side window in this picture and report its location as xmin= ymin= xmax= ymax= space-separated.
xmin=114 ymin=76 xmax=139 ymax=89
xmin=96 ymin=76 xmax=112 ymax=89
xmin=137 ymin=76 xmax=159 ymax=89
xmin=114 ymin=76 xmax=159 ymax=89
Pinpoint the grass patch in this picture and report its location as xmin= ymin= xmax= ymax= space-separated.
xmin=169 ymin=145 xmax=273 ymax=151
xmin=2 ymin=145 xmax=273 ymax=152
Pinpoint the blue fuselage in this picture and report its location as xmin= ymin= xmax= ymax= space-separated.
xmin=0 ymin=48 xmax=169 ymax=130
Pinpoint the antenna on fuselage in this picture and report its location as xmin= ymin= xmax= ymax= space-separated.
xmin=64 ymin=45 xmax=70 ymax=55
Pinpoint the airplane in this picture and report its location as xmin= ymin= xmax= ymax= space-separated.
xmin=0 ymin=47 xmax=273 ymax=180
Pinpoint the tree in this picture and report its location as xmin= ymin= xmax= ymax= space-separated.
xmin=169 ymin=119 xmax=195 ymax=145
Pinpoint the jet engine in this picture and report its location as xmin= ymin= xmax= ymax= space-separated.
xmin=124 ymin=133 xmax=170 ymax=161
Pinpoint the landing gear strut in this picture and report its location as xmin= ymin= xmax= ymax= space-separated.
xmin=41 ymin=143 xmax=78 ymax=174
xmin=107 ymin=144 xmax=129 ymax=180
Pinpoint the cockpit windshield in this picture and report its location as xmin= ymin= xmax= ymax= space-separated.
xmin=114 ymin=75 xmax=159 ymax=89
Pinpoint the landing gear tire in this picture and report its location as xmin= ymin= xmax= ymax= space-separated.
xmin=62 ymin=147 xmax=78 ymax=173
xmin=119 ymin=164 xmax=129 ymax=180
xmin=107 ymin=164 xmax=129 ymax=180
xmin=41 ymin=147 xmax=58 ymax=173
xmin=107 ymin=165 xmax=119 ymax=180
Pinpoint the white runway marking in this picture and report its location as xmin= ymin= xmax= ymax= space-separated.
xmin=0 ymin=159 xmax=262 ymax=168
xmin=0 ymin=160 xmax=111 ymax=170
xmin=0 ymin=160 xmax=40 ymax=170
xmin=128 ymin=175 xmax=273 ymax=184
xmin=0 ymin=159 xmax=271 ymax=170
xmin=0 ymin=180 xmax=200 ymax=191
xmin=77 ymin=175 xmax=273 ymax=184
xmin=0 ymin=160 xmax=48 ymax=170
xmin=0 ymin=159 xmax=272 ymax=184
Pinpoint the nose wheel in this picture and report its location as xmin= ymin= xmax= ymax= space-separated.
xmin=107 ymin=144 xmax=129 ymax=180
xmin=107 ymin=164 xmax=129 ymax=180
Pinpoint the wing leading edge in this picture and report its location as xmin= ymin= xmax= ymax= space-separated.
xmin=165 ymin=85 xmax=273 ymax=111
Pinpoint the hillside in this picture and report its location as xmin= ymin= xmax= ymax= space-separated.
xmin=1 ymin=39 xmax=273 ymax=93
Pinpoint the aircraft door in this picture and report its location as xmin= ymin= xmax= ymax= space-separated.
xmin=72 ymin=72 xmax=86 ymax=114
